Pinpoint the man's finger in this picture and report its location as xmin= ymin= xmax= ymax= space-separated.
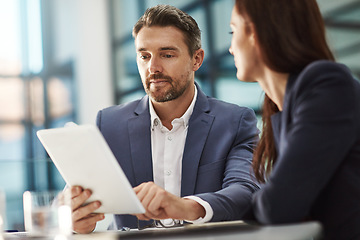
xmin=73 ymin=213 xmax=104 ymax=233
xmin=133 ymin=183 xmax=143 ymax=193
xmin=135 ymin=214 xmax=151 ymax=221
xmin=72 ymin=201 xmax=102 ymax=222
xmin=145 ymin=189 xmax=167 ymax=217
xmin=72 ymin=189 xmax=92 ymax=210
xmin=139 ymin=187 xmax=157 ymax=210
xmin=71 ymin=186 xmax=83 ymax=198
xmin=135 ymin=182 xmax=154 ymax=200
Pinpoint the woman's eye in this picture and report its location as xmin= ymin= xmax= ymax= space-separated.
xmin=229 ymin=31 xmax=234 ymax=35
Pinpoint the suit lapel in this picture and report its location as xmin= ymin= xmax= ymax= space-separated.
xmin=127 ymin=86 xmax=214 ymax=193
xmin=128 ymin=97 xmax=153 ymax=186
xmin=181 ymin=87 xmax=214 ymax=196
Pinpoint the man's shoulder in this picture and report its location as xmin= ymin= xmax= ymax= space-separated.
xmin=198 ymin=96 xmax=259 ymax=137
xmin=101 ymin=98 xmax=145 ymax=115
xmin=206 ymin=96 xmax=254 ymax=116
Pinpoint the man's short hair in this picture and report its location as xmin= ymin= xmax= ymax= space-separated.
xmin=133 ymin=4 xmax=201 ymax=56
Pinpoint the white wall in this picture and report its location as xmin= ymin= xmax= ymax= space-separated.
xmin=74 ymin=0 xmax=113 ymax=124
xmin=51 ymin=0 xmax=113 ymax=125
xmin=51 ymin=0 xmax=115 ymax=230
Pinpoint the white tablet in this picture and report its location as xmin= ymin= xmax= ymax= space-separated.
xmin=36 ymin=124 xmax=145 ymax=215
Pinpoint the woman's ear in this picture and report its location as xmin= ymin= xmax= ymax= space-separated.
xmin=192 ymin=49 xmax=205 ymax=71
xmin=248 ymin=23 xmax=257 ymax=46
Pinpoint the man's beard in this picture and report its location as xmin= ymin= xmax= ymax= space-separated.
xmin=145 ymin=73 xmax=190 ymax=102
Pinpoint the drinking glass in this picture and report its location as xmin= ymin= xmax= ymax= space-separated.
xmin=23 ymin=190 xmax=72 ymax=238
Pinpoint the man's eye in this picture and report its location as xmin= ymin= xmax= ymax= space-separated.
xmin=140 ymin=55 xmax=149 ymax=60
xmin=163 ymin=54 xmax=173 ymax=58
xmin=229 ymin=31 xmax=234 ymax=35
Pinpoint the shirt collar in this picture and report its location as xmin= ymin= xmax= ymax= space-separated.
xmin=149 ymin=85 xmax=198 ymax=130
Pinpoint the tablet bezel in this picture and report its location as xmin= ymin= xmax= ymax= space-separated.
xmin=37 ymin=125 xmax=145 ymax=214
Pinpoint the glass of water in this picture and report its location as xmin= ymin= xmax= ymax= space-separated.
xmin=0 ymin=189 xmax=5 ymax=236
xmin=23 ymin=190 xmax=72 ymax=238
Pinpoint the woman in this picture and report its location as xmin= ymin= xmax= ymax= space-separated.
xmin=229 ymin=0 xmax=360 ymax=239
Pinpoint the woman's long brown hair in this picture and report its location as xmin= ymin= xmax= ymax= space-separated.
xmin=235 ymin=0 xmax=335 ymax=183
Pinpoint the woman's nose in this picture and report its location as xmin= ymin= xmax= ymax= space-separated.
xmin=229 ymin=45 xmax=233 ymax=55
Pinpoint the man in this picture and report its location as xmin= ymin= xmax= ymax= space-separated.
xmin=71 ymin=5 xmax=260 ymax=233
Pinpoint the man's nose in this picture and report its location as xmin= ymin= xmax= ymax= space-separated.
xmin=149 ymin=56 xmax=162 ymax=73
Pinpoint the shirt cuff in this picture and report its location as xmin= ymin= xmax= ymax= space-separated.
xmin=183 ymin=196 xmax=213 ymax=224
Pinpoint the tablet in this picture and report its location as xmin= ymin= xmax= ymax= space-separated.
xmin=36 ymin=124 xmax=145 ymax=214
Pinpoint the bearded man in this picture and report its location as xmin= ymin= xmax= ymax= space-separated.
xmin=70 ymin=4 xmax=260 ymax=233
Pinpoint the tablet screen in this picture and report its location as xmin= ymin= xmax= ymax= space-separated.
xmin=37 ymin=125 xmax=145 ymax=214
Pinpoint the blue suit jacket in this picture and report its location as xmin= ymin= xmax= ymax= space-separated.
xmin=252 ymin=61 xmax=360 ymax=240
xmin=96 ymin=84 xmax=260 ymax=229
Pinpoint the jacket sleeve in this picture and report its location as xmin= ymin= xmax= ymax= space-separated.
xmin=195 ymin=107 xmax=261 ymax=221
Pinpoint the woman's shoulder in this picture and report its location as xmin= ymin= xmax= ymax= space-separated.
xmin=285 ymin=60 xmax=360 ymax=116
xmin=299 ymin=60 xmax=353 ymax=82
xmin=301 ymin=60 xmax=351 ymax=77
xmin=291 ymin=60 xmax=355 ymax=91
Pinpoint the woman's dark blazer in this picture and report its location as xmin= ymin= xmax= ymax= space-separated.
xmin=252 ymin=60 xmax=360 ymax=240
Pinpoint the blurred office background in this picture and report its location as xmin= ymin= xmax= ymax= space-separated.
xmin=0 ymin=0 xmax=359 ymax=230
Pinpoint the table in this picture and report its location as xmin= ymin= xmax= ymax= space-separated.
xmin=73 ymin=221 xmax=323 ymax=240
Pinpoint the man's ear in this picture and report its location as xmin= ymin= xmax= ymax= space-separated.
xmin=192 ymin=49 xmax=205 ymax=71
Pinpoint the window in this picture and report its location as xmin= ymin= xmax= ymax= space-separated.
xmin=0 ymin=0 xmax=76 ymax=230
xmin=319 ymin=0 xmax=360 ymax=78
xmin=109 ymin=0 xmax=360 ymax=121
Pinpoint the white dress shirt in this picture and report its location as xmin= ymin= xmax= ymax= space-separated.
xmin=149 ymin=86 xmax=213 ymax=224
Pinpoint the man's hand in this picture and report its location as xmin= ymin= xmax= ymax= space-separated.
xmin=69 ymin=186 xmax=105 ymax=234
xmin=134 ymin=182 xmax=205 ymax=221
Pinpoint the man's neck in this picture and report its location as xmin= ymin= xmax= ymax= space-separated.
xmin=151 ymin=84 xmax=195 ymax=130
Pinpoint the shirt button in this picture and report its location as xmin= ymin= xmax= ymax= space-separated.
xmin=165 ymin=170 xmax=172 ymax=176
xmin=167 ymin=136 xmax=172 ymax=141
xmin=154 ymin=119 xmax=159 ymax=126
